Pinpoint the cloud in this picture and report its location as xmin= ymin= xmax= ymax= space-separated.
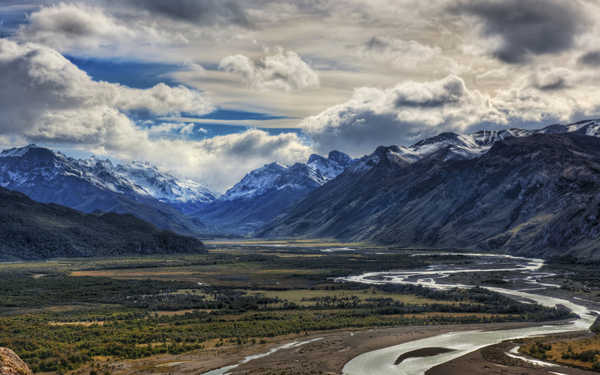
xmin=359 ymin=36 xmax=442 ymax=69
xmin=579 ymin=51 xmax=600 ymax=66
xmin=301 ymin=73 xmax=600 ymax=156
xmin=302 ymin=75 xmax=502 ymax=155
xmin=0 ymin=39 xmax=212 ymax=137
xmin=121 ymin=0 xmax=251 ymax=27
xmin=15 ymin=2 xmax=187 ymax=52
xmin=17 ymin=3 xmax=135 ymax=50
xmin=108 ymin=128 xmax=313 ymax=192
xmin=527 ymin=67 xmax=576 ymax=91
xmin=147 ymin=122 xmax=199 ymax=136
xmin=451 ymin=0 xmax=588 ymax=63
xmin=219 ymin=48 xmax=320 ymax=91
xmin=0 ymin=39 xmax=312 ymax=191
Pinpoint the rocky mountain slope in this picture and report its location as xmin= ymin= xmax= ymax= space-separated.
xmin=261 ymin=133 xmax=600 ymax=260
xmin=189 ymin=151 xmax=354 ymax=234
xmin=0 ymin=187 xmax=205 ymax=260
xmin=0 ymin=348 xmax=32 ymax=375
xmin=0 ymin=145 xmax=214 ymax=235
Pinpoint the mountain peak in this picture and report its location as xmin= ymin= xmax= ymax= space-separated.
xmin=328 ymin=150 xmax=352 ymax=166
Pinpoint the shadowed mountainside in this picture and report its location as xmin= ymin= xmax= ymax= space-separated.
xmin=0 ymin=187 xmax=205 ymax=260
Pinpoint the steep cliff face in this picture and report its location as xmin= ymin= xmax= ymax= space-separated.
xmin=0 ymin=348 xmax=32 ymax=375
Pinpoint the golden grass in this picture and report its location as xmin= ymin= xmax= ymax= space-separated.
xmin=524 ymin=335 xmax=600 ymax=370
xmin=247 ymin=289 xmax=465 ymax=306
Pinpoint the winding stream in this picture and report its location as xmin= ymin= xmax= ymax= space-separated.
xmin=341 ymin=253 xmax=596 ymax=375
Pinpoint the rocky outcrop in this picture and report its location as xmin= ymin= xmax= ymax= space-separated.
xmin=0 ymin=348 xmax=32 ymax=375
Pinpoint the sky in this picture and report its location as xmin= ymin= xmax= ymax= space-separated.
xmin=1 ymin=0 xmax=600 ymax=192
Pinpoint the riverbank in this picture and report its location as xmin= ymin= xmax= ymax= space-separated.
xmin=78 ymin=322 xmax=539 ymax=375
xmin=427 ymin=338 xmax=598 ymax=375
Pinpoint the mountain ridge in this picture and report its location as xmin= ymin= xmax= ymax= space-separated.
xmin=189 ymin=150 xmax=354 ymax=234
xmin=260 ymin=132 xmax=600 ymax=260
xmin=0 ymin=186 xmax=205 ymax=260
xmin=0 ymin=145 xmax=213 ymax=235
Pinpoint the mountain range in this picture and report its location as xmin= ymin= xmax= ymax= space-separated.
xmin=0 ymin=145 xmax=213 ymax=236
xmin=3 ymin=119 xmax=600 ymax=260
xmin=261 ymin=122 xmax=600 ymax=260
xmin=0 ymin=144 xmax=353 ymax=236
xmin=190 ymin=150 xmax=354 ymax=234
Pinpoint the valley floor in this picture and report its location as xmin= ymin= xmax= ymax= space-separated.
xmin=0 ymin=240 xmax=598 ymax=375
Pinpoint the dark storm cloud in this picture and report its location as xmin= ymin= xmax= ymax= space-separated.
xmin=121 ymin=0 xmax=251 ymax=27
xmin=579 ymin=51 xmax=600 ymax=66
xmin=451 ymin=0 xmax=588 ymax=64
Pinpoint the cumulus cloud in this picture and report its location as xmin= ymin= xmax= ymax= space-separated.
xmin=219 ymin=48 xmax=320 ymax=91
xmin=16 ymin=2 xmax=187 ymax=52
xmin=302 ymin=73 xmax=600 ymax=156
xmin=0 ymin=39 xmax=212 ymax=137
xmin=302 ymin=75 xmax=502 ymax=155
xmin=18 ymin=3 xmax=134 ymax=50
xmin=451 ymin=0 xmax=588 ymax=63
xmin=0 ymin=39 xmax=312 ymax=190
xmin=107 ymin=128 xmax=312 ymax=191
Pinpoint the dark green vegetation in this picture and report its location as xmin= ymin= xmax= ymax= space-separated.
xmin=0 ymin=246 xmax=575 ymax=374
xmin=0 ymin=187 xmax=205 ymax=260
xmin=261 ymin=134 xmax=600 ymax=261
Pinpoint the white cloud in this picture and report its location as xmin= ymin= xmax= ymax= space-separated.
xmin=17 ymin=3 xmax=134 ymax=51
xmin=302 ymin=74 xmax=600 ymax=156
xmin=16 ymin=2 xmax=188 ymax=53
xmin=0 ymin=39 xmax=212 ymax=137
xmin=219 ymin=48 xmax=320 ymax=91
xmin=302 ymin=75 xmax=499 ymax=155
xmin=0 ymin=39 xmax=312 ymax=191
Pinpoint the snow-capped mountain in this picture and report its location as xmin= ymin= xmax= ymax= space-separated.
xmin=114 ymin=161 xmax=217 ymax=204
xmin=0 ymin=144 xmax=215 ymax=234
xmin=0 ymin=145 xmax=216 ymax=205
xmin=222 ymin=150 xmax=354 ymax=201
xmin=356 ymin=119 xmax=600 ymax=168
xmin=190 ymin=151 xmax=354 ymax=234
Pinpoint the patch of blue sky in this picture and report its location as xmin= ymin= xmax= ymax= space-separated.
xmin=65 ymin=55 xmax=184 ymax=89
xmin=185 ymin=108 xmax=291 ymax=121
xmin=0 ymin=6 xmax=32 ymax=37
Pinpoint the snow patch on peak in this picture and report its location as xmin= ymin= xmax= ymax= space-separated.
xmin=0 ymin=144 xmax=217 ymax=205
xmin=223 ymin=151 xmax=354 ymax=201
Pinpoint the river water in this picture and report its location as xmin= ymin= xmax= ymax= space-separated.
xmin=341 ymin=253 xmax=596 ymax=375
